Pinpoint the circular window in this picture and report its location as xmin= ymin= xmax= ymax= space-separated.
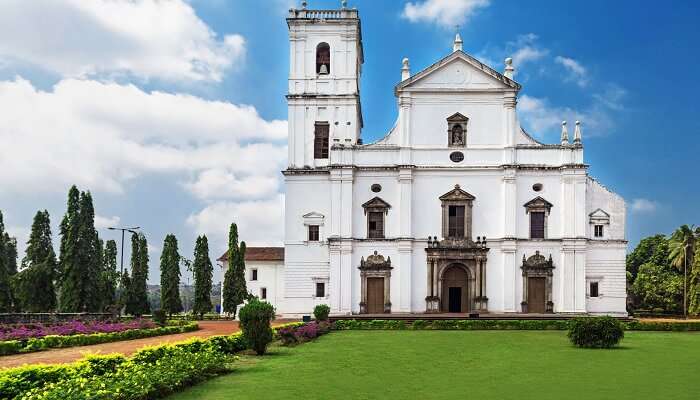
xmin=450 ymin=151 xmax=464 ymax=163
xmin=532 ymin=183 xmax=543 ymax=192
xmin=371 ymin=184 xmax=382 ymax=193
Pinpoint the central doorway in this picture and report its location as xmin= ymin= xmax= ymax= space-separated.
xmin=441 ymin=264 xmax=469 ymax=313
xmin=527 ymin=277 xmax=546 ymax=313
xmin=366 ymin=277 xmax=385 ymax=314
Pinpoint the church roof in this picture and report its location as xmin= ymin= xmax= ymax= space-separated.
xmin=395 ymin=50 xmax=521 ymax=95
xmin=217 ymin=247 xmax=284 ymax=263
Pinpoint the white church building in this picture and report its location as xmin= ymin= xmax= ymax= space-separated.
xmin=221 ymin=4 xmax=627 ymax=317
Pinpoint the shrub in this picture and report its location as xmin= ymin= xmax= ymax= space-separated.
xmin=239 ymin=298 xmax=276 ymax=355
xmin=152 ymin=309 xmax=167 ymax=326
xmin=568 ymin=317 xmax=624 ymax=348
xmin=313 ymin=304 xmax=330 ymax=321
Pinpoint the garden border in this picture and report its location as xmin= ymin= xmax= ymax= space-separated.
xmin=0 ymin=322 xmax=199 ymax=356
xmin=332 ymin=319 xmax=700 ymax=331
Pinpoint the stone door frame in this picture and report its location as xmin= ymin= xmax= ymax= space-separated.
xmin=359 ymin=251 xmax=392 ymax=314
xmin=520 ymin=251 xmax=555 ymax=313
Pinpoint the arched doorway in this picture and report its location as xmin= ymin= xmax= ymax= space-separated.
xmin=441 ymin=264 xmax=470 ymax=313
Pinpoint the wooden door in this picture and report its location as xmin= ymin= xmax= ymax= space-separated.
xmin=367 ymin=277 xmax=385 ymax=314
xmin=527 ymin=277 xmax=546 ymax=313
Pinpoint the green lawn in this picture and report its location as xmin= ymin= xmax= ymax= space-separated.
xmin=170 ymin=330 xmax=700 ymax=400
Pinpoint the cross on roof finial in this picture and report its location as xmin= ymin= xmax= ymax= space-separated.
xmin=453 ymin=31 xmax=463 ymax=52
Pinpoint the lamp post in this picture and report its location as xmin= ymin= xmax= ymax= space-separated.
xmin=108 ymin=226 xmax=140 ymax=303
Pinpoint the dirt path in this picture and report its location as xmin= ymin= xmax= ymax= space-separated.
xmin=1 ymin=320 xmax=295 ymax=369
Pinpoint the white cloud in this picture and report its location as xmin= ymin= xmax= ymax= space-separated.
xmin=402 ymin=0 xmax=490 ymax=28
xmin=476 ymin=33 xmax=547 ymax=72
xmin=0 ymin=77 xmax=287 ymax=197
xmin=555 ymin=56 xmax=588 ymax=87
xmin=630 ymin=198 xmax=658 ymax=214
xmin=0 ymin=0 xmax=245 ymax=82
xmin=187 ymin=194 xmax=285 ymax=252
xmin=593 ymin=84 xmax=627 ymax=111
xmin=518 ymin=89 xmax=625 ymax=139
xmin=94 ymin=215 xmax=121 ymax=229
xmin=510 ymin=34 xmax=548 ymax=66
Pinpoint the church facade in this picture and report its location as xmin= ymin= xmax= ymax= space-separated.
xmin=226 ymin=4 xmax=627 ymax=317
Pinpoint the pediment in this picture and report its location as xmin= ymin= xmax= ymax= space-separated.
xmin=395 ymin=51 xmax=521 ymax=94
xmin=362 ymin=196 xmax=391 ymax=210
xmin=589 ymin=208 xmax=610 ymax=218
xmin=523 ymin=196 xmax=553 ymax=210
xmin=589 ymin=208 xmax=611 ymax=224
xmin=447 ymin=112 xmax=469 ymax=122
xmin=302 ymin=211 xmax=325 ymax=219
xmin=439 ymin=184 xmax=475 ymax=202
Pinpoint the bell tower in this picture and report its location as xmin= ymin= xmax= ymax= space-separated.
xmin=286 ymin=1 xmax=364 ymax=168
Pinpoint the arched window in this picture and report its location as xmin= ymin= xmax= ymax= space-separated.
xmin=316 ymin=42 xmax=330 ymax=75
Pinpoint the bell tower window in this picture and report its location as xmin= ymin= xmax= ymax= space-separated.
xmin=314 ymin=122 xmax=329 ymax=159
xmin=316 ymin=42 xmax=330 ymax=75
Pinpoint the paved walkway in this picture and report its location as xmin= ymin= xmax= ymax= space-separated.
xmin=1 ymin=320 xmax=293 ymax=369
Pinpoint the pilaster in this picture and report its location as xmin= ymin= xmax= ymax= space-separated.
xmin=501 ymin=239 xmax=517 ymax=312
xmin=398 ymin=240 xmax=413 ymax=312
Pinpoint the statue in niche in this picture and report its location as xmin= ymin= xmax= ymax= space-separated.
xmin=451 ymin=124 xmax=464 ymax=146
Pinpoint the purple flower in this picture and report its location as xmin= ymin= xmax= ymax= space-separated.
xmin=0 ymin=319 xmax=157 ymax=341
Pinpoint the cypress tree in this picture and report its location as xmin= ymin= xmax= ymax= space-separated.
xmin=13 ymin=210 xmax=57 ymax=312
xmin=222 ymin=223 xmax=239 ymax=316
xmin=126 ymin=233 xmax=150 ymax=316
xmin=160 ymin=234 xmax=183 ymax=316
xmin=102 ymin=240 xmax=119 ymax=309
xmin=231 ymin=241 xmax=248 ymax=317
xmin=58 ymin=186 xmax=83 ymax=311
xmin=192 ymin=235 xmax=213 ymax=318
xmin=58 ymin=185 xmax=80 ymax=285
xmin=0 ymin=211 xmax=17 ymax=312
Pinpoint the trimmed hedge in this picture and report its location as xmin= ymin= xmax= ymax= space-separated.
xmin=332 ymin=319 xmax=700 ymax=331
xmin=333 ymin=319 xmax=572 ymax=331
xmin=0 ymin=322 xmax=199 ymax=356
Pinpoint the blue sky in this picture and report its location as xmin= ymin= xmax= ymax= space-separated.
xmin=0 ymin=0 xmax=698 ymax=284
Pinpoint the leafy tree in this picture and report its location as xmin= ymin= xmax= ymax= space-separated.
xmin=160 ymin=234 xmax=183 ymax=316
xmin=223 ymin=223 xmax=247 ymax=317
xmin=668 ymin=225 xmax=699 ymax=315
xmin=690 ymin=246 xmax=700 ymax=315
xmin=101 ymin=240 xmax=119 ymax=309
xmin=192 ymin=235 xmax=213 ymax=318
xmin=13 ymin=210 xmax=57 ymax=312
xmin=126 ymin=233 xmax=150 ymax=316
xmin=0 ymin=211 xmax=17 ymax=311
xmin=631 ymin=262 xmax=684 ymax=313
xmin=626 ymin=234 xmax=669 ymax=283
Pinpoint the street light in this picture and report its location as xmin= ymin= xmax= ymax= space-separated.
xmin=108 ymin=226 xmax=140 ymax=303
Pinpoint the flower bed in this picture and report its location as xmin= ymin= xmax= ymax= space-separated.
xmin=0 ymin=321 xmax=311 ymax=399
xmin=0 ymin=319 xmax=156 ymax=341
xmin=276 ymin=321 xmax=331 ymax=346
xmin=0 ymin=322 xmax=199 ymax=356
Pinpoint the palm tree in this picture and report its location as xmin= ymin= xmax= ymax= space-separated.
xmin=668 ymin=225 xmax=698 ymax=318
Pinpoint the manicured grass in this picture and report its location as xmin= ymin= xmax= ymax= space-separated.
xmin=169 ymin=330 xmax=700 ymax=400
